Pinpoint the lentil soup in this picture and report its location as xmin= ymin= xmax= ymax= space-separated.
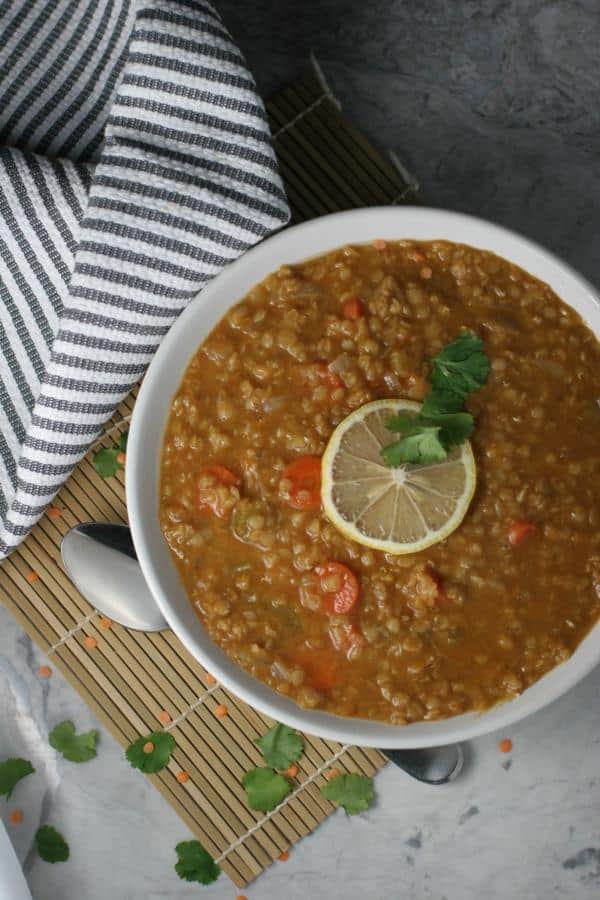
xmin=159 ymin=240 xmax=600 ymax=724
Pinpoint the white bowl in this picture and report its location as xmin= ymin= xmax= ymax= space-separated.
xmin=127 ymin=207 xmax=600 ymax=748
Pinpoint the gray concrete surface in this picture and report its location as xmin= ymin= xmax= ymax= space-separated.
xmin=220 ymin=0 xmax=600 ymax=287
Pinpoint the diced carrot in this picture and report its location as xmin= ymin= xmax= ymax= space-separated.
xmin=342 ymin=298 xmax=365 ymax=320
xmin=282 ymin=456 xmax=322 ymax=510
xmin=25 ymin=570 xmax=39 ymax=584
xmin=278 ymin=850 xmax=290 ymax=862
xmin=99 ymin=617 xmax=112 ymax=630
xmin=372 ymin=239 xmax=386 ymax=250
xmin=158 ymin=710 xmax=171 ymax=725
xmin=284 ymin=763 xmax=299 ymax=779
xmin=143 ymin=742 xmax=154 ymax=754
xmin=116 ymin=452 xmax=126 ymax=466
xmin=48 ymin=506 xmax=62 ymax=519
xmin=197 ymin=465 xmax=240 ymax=517
xmin=176 ymin=770 xmax=190 ymax=784
xmin=311 ymin=361 xmax=343 ymax=391
xmin=214 ymin=704 xmax=228 ymax=718
xmin=9 ymin=809 xmax=23 ymax=825
xmin=201 ymin=465 xmax=240 ymax=487
xmin=38 ymin=665 xmax=52 ymax=678
xmin=293 ymin=646 xmax=338 ymax=693
xmin=84 ymin=635 xmax=97 ymax=649
xmin=315 ymin=561 xmax=360 ymax=615
xmin=205 ymin=673 xmax=217 ymax=685
xmin=326 ymin=767 xmax=340 ymax=780
xmin=499 ymin=738 xmax=513 ymax=754
xmin=508 ymin=520 xmax=536 ymax=546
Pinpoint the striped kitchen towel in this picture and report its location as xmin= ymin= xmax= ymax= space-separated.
xmin=0 ymin=0 xmax=289 ymax=558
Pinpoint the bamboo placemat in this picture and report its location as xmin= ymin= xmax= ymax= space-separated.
xmin=0 ymin=64 xmax=418 ymax=888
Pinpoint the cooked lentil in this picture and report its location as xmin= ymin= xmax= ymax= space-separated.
xmin=159 ymin=240 xmax=600 ymax=724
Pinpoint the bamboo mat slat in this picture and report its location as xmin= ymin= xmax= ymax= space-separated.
xmin=0 ymin=64 xmax=418 ymax=888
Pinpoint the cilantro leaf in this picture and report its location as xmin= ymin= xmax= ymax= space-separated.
xmin=381 ymin=427 xmax=447 ymax=466
xmin=255 ymin=723 xmax=304 ymax=770
xmin=430 ymin=331 xmax=490 ymax=397
xmin=421 ymin=411 xmax=474 ymax=448
xmin=0 ymin=758 xmax=35 ymax=798
xmin=93 ymin=448 xmax=121 ymax=478
xmin=320 ymin=773 xmax=374 ymax=815
xmin=420 ymin=388 xmax=465 ymax=416
xmin=174 ymin=840 xmax=221 ymax=885
xmin=384 ymin=412 xmax=419 ymax=433
xmin=49 ymin=721 xmax=98 ymax=763
xmin=242 ymin=767 xmax=291 ymax=811
xmin=125 ymin=732 xmax=175 ymax=773
xmin=35 ymin=825 xmax=70 ymax=863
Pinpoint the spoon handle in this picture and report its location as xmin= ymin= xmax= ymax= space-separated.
xmin=380 ymin=744 xmax=463 ymax=784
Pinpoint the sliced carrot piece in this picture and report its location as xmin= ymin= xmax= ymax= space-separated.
xmin=84 ymin=635 xmax=97 ymax=650
xmin=205 ymin=673 xmax=217 ymax=685
xmin=38 ymin=665 xmax=52 ymax=678
xmin=315 ymin=561 xmax=360 ymax=615
xmin=278 ymin=850 xmax=290 ymax=862
xmin=158 ymin=710 xmax=171 ymax=725
xmin=214 ymin=704 xmax=228 ymax=718
xmin=48 ymin=506 xmax=62 ymax=519
xmin=143 ymin=741 xmax=154 ymax=754
xmin=282 ymin=456 xmax=322 ymax=510
xmin=284 ymin=763 xmax=299 ymax=779
xmin=508 ymin=520 xmax=536 ymax=546
xmin=9 ymin=809 xmax=23 ymax=825
xmin=342 ymin=298 xmax=365 ymax=320
xmin=25 ymin=570 xmax=39 ymax=584
xmin=499 ymin=738 xmax=513 ymax=753
xmin=326 ymin=767 xmax=340 ymax=780
xmin=176 ymin=770 xmax=190 ymax=784
xmin=99 ymin=617 xmax=112 ymax=630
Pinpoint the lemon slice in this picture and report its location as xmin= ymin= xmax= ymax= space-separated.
xmin=321 ymin=399 xmax=476 ymax=554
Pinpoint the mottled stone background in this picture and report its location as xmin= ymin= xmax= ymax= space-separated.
xmin=220 ymin=0 xmax=600 ymax=286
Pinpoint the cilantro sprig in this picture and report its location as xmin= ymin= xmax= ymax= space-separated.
xmin=382 ymin=332 xmax=490 ymax=466
xmin=93 ymin=430 xmax=128 ymax=478
xmin=320 ymin=772 xmax=374 ymax=815
xmin=175 ymin=840 xmax=221 ymax=885
xmin=242 ymin=767 xmax=291 ymax=811
xmin=126 ymin=732 xmax=175 ymax=773
xmin=0 ymin=757 xmax=35 ymax=798
xmin=255 ymin=723 xmax=304 ymax=770
xmin=49 ymin=721 xmax=98 ymax=763
xmin=35 ymin=825 xmax=70 ymax=863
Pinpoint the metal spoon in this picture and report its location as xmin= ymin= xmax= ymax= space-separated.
xmin=61 ymin=523 xmax=463 ymax=784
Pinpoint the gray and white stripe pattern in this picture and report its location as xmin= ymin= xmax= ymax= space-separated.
xmin=0 ymin=0 xmax=289 ymax=557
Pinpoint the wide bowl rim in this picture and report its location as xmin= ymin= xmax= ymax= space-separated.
xmin=126 ymin=205 xmax=600 ymax=748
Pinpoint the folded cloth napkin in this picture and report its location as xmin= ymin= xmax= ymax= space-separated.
xmin=0 ymin=0 xmax=289 ymax=558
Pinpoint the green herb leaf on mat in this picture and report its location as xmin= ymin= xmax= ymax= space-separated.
xmin=382 ymin=332 xmax=490 ymax=466
xmin=175 ymin=840 xmax=221 ymax=885
xmin=93 ymin=447 xmax=121 ymax=478
xmin=126 ymin=732 xmax=175 ymax=773
xmin=0 ymin=758 xmax=35 ymax=798
xmin=35 ymin=825 xmax=70 ymax=863
xmin=320 ymin=773 xmax=374 ymax=815
xmin=49 ymin=721 xmax=97 ymax=763
xmin=430 ymin=331 xmax=491 ymax=397
xmin=242 ymin=767 xmax=291 ymax=811
xmin=255 ymin=723 xmax=304 ymax=770
xmin=93 ymin=429 xmax=128 ymax=478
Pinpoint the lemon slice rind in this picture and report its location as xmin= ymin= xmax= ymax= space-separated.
xmin=321 ymin=399 xmax=476 ymax=555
